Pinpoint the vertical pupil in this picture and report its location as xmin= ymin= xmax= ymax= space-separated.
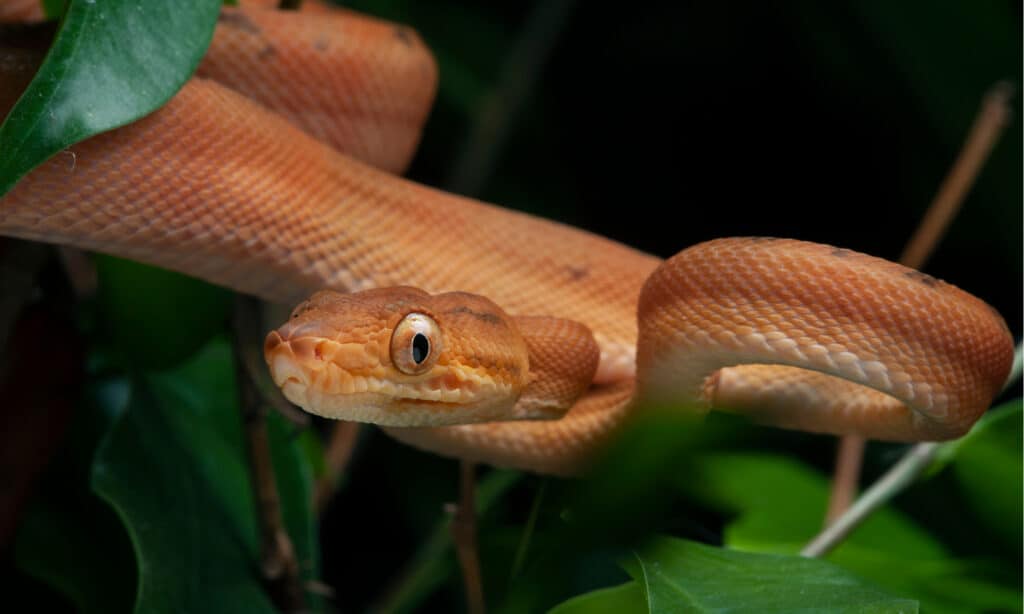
xmin=411 ymin=333 xmax=430 ymax=364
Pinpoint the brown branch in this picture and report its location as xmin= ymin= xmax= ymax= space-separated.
xmin=233 ymin=295 xmax=306 ymax=612
xmin=825 ymin=82 xmax=1014 ymax=525
xmin=449 ymin=461 xmax=486 ymax=614
xmin=314 ymin=421 xmax=361 ymax=514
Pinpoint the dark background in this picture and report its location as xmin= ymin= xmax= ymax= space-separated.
xmin=326 ymin=1 xmax=1022 ymax=610
xmin=374 ymin=0 xmax=1021 ymax=333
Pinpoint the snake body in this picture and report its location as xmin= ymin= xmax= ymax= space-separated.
xmin=0 ymin=5 xmax=1014 ymax=474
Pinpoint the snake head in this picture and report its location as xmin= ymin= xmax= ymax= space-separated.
xmin=264 ymin=287 xmax=533 ymax=426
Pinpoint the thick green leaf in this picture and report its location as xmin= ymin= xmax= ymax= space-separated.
xmin=95 ymin=255 xmax=231 ymax=369
xmin=91 ymin=338 xmax=320 ymax=613
xmin=624 ymin=537 xmax=918 ymax=613
xmin=678 ymin=452 xmax=1020 ymax=613
xmin=948 ymin=401 xmax=1022 ymax=546
xmin=0 ymin=0 xmax=221 ymax=196
xmin=547 ymin=582 xmax=646 ymax=614
xmin=679 ymin=452 xmax=942 ymax=558
xmin=14 ymin=379 xmax=136 ymax=614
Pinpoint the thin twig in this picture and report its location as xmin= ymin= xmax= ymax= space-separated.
xmin=804 ymin=443 xmax=939 ymax=558
xmin=900 ymin=82 xmax=1014 ymax=269
xmin=825 ymin=82 xmax=1014 ymax=524
xmin=809 ymin=342 xmax=1023 ymax=557
xmin=367 ymin=470 xmax=521 ymax=614
xmin=446 ymin=0 xmax=577 ymax=197
xmin=450 ymin=461 xmax=486 ymax=614
xmin=824 ymin=435 xmax=864 ymax=525
xmin=1004 ymin=342 xmax=1023 ymax=392
xmin=233 ymin=295 xmax=306 ymax=612
xmin=314 ymin=421 xmax=361 ymax=514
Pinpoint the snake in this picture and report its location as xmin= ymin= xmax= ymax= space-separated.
xmin=0 ymin=3 xmax=1014 ymax=475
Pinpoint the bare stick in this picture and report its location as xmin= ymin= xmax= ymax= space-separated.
xmin=314 ymin=421 xmax=361 ymax=514
xmin=806 ymin=443 xmax=939 ymax=557
xmin=900 ymin=82 xmax=1014 ymax=270
xmin=824 ymin=435 xmax=864 ymax=525
xmin=808 ymin=345 xmax=1022 ymax=557
xmin=824 ymin=82 xmax=1014 ymax=524
xmin=450 ymin=461 xmax=486 ymax=614
xmin=233 ymin=296 xmax=306 ymax=612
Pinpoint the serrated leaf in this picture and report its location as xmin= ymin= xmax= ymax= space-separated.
xmin=624 ymin=537 xmax=918 ymax=613
xmin=90 ymin=338 xmax=320 ymax=613
xmin=0 ymin=0 xmax=221 ymax=196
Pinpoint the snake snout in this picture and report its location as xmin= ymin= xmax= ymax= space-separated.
xmin=264 ymin=331 xmax=310 ymax=390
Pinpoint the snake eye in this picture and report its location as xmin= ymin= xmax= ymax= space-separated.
xmin=391 ymin=313 xmax=442 ymax=375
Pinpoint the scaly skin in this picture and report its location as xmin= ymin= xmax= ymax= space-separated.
xmin=0 ymin=5 xmax=1014 ymax=475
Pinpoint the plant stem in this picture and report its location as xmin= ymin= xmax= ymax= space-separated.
xmin=451 ymin=461 xmax=486 ymax=614
xmin=805 ymin=443 xmax=939 ymax=557
xmin=233 ymin=295 xmax=306 ymax=612
xmin=368 ymin=470 xmax=521 ymax=614
xmin=825 ymin=81 xmax=1014 ymax=524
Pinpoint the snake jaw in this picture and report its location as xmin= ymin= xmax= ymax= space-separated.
xmin=264 ymin=327 xmax=521 ymax=426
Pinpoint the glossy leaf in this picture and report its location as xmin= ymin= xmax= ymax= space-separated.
xmin=624 ymin=537 xmax=918 ymax=613
xmin=547 ymin=582 xmax=646 ymax=614
xmin=0 ymin=0 xmax=221 ymax=196
xmin=14 ymin=379 xmax=136 ymax=614
xmin=90 ymin=339 xmax=320 ymax=613
xmin=95 ymin=255 xmax=231 ymax=369
xmin=948 ymin=401 xmax=1022 ymax=546
xmin=678 ymin=452 xmax=1020 ymax=613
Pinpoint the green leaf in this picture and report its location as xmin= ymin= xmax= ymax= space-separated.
xmin=947 ymin=400 xmax=1022 ymax=546
xmin=91 ymin=338 xmax=321 ymax=613
xmin=678 ymin=452 xmax=1020 ymax=613
xmin=547 ymin=582 xmax=646 ymax=614
xmin=95 ymin=255 xmax=231 ymax=369
xmin=624 ymin=537 xmax=918 ymax=613
xmin=14 ymin=378 xmax=136 ymax=614
xmin=679 ymin=452 xmax=943 ymax=558
xmin=0 ymin=0 xmax=221 ymax=196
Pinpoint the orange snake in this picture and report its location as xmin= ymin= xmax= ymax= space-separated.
xmin=0 ymin=3 xmax=1014 ymax=475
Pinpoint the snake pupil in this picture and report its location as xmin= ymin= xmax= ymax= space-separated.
xmin=412 ymin=333 xmax=430 ymax=364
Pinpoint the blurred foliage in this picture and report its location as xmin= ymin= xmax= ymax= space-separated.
xmin=0 ymin=0 xmax=1020 ymax=613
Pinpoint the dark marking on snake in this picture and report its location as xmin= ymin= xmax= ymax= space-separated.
xmin=905 ymin=270 xmax=939 ymax=288
xmin=447 ymin=306 xmax=503 ymax=326
xmin=314 ymin=36 xmax=329 ymax=52
xmin=394 ymin=26 xmax=414 ymax=47
xmin=258 ymin=44 xmax=277 ymax=60
xmin=218 ymin=11 xmax=262 ymax=35
xmin=567 ymin=265 xmax=589 ymax=281
xmin=831 ymin=248 xmax=851 ymax=258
